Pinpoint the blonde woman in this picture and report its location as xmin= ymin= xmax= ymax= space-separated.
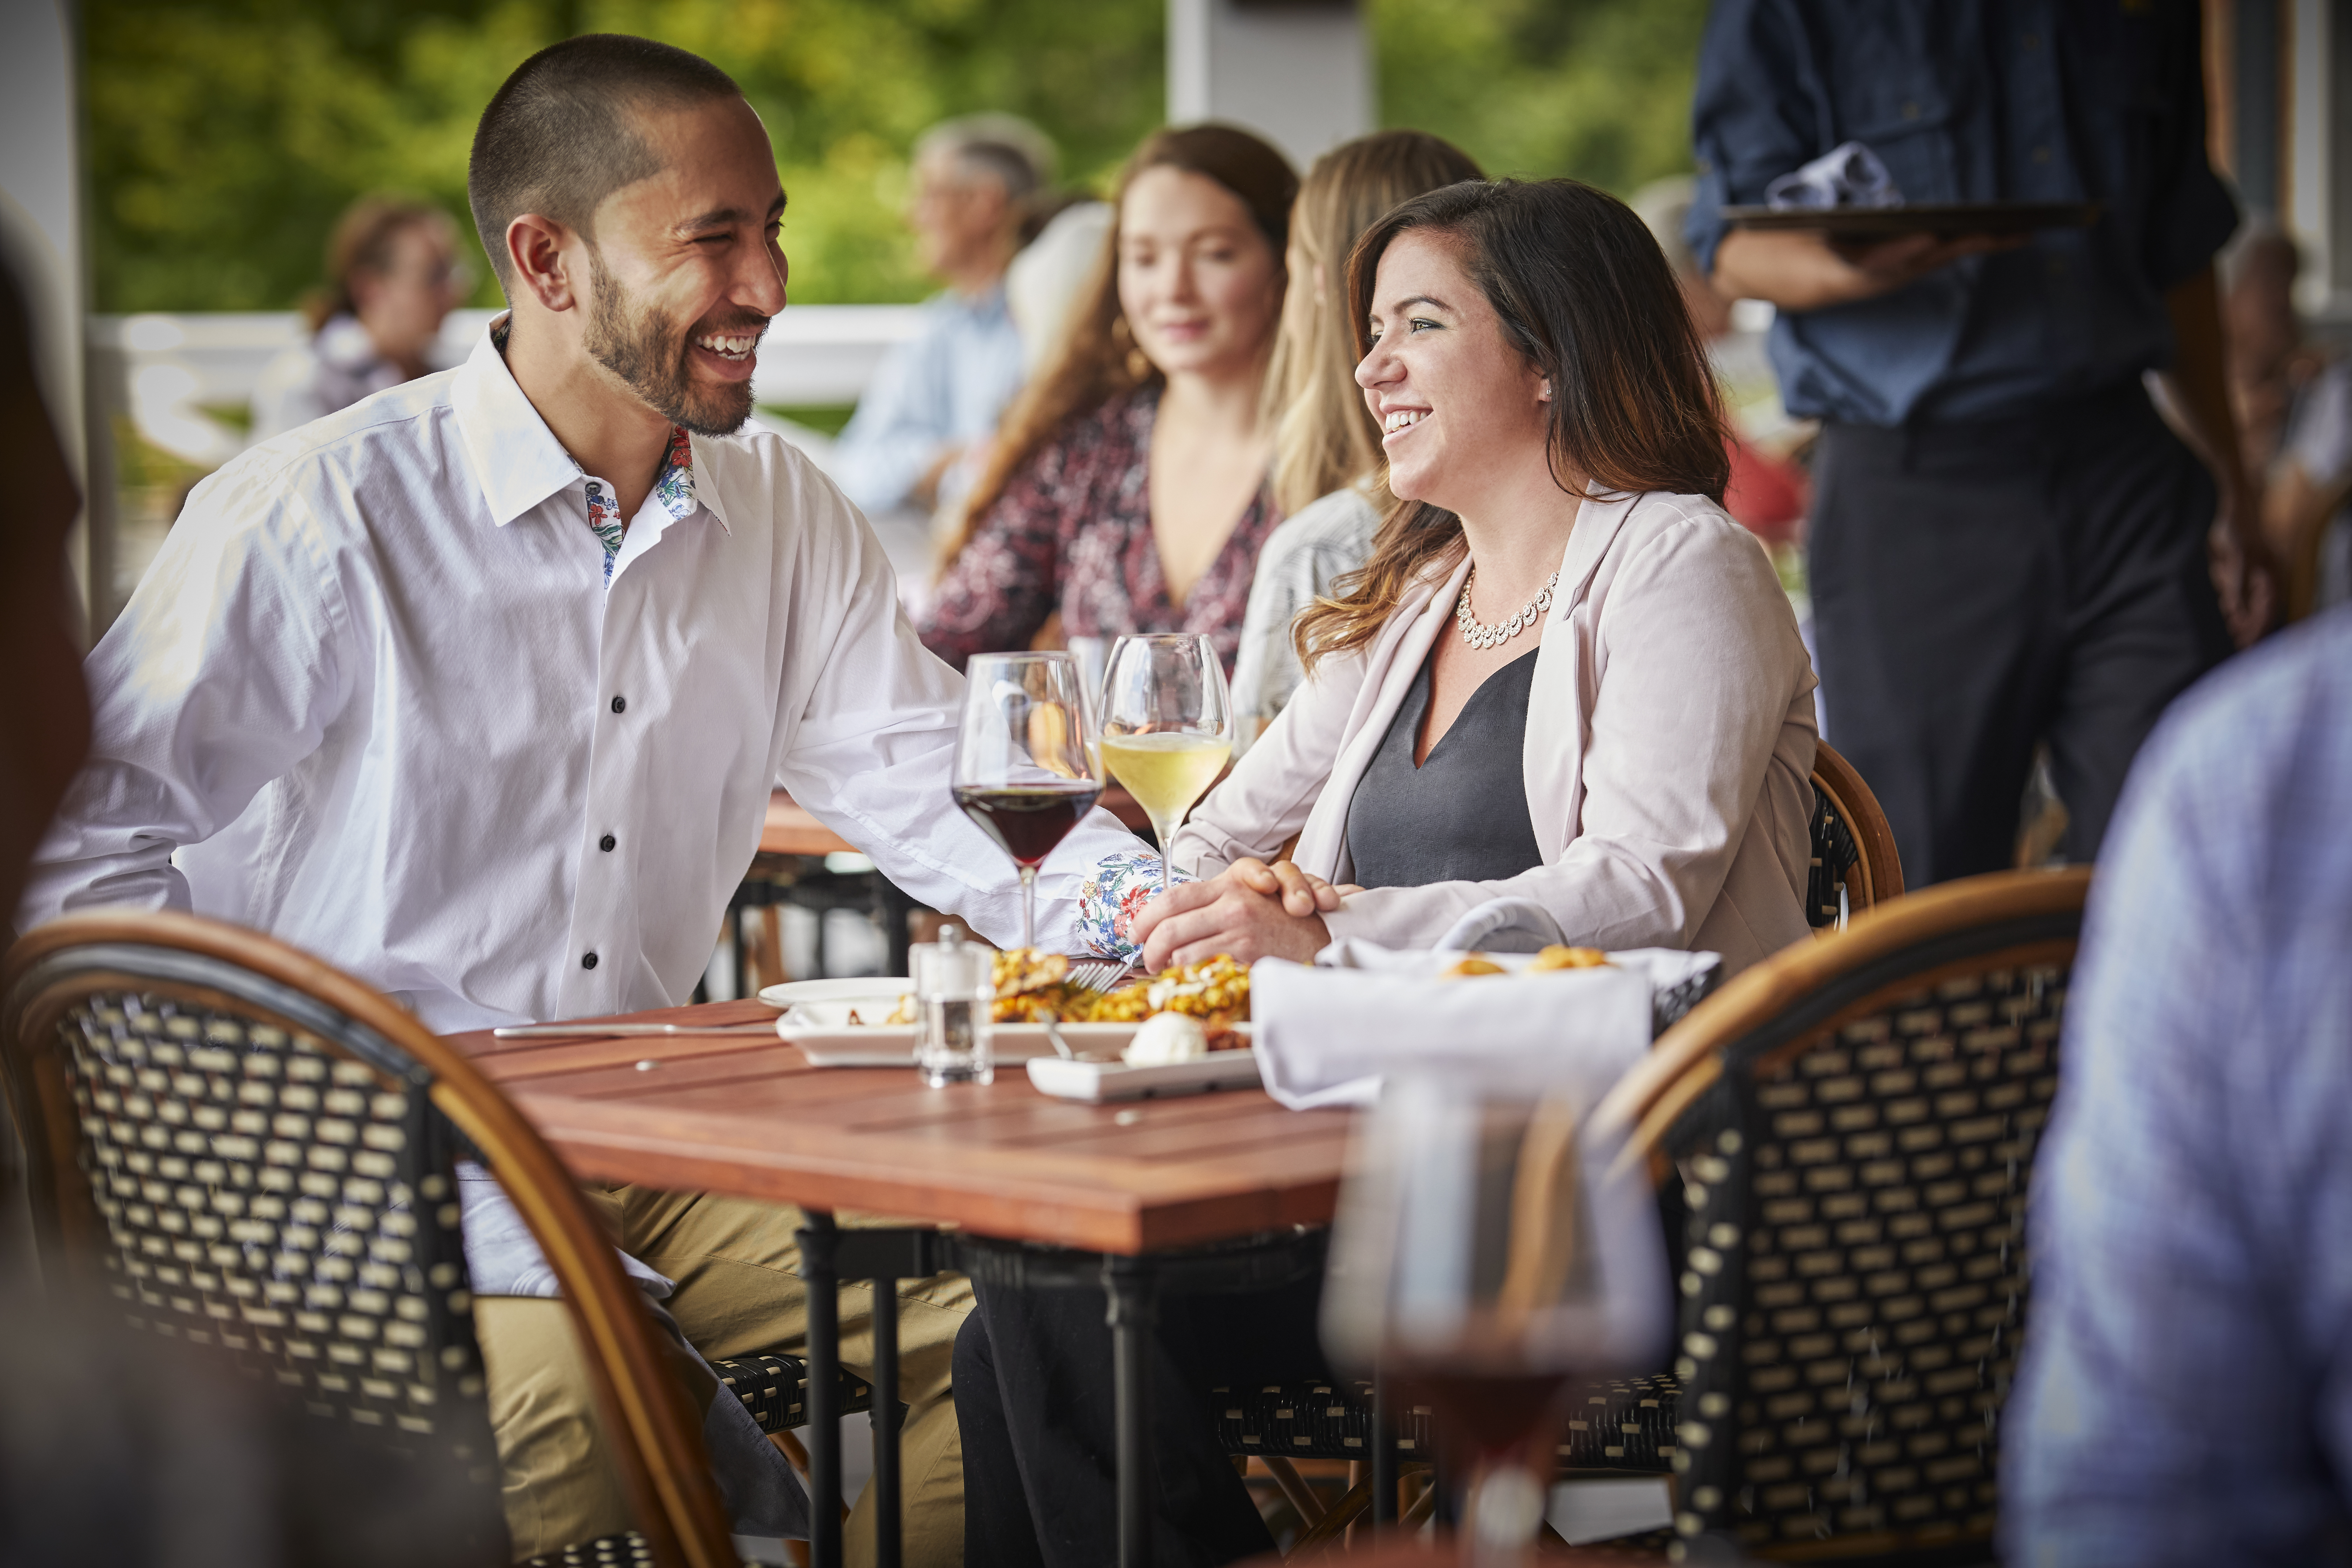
xmin=1229 ymin=130 xmax=1484 ymax=736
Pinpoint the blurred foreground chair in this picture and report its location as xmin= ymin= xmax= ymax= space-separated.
xmin=0 ymin=910 xmax=746 ymax=1568
xmin=1808 ymin=741 xmax=1904 ymax=930
xmin=1598 ymin=866 xmax=2091 ymax=1563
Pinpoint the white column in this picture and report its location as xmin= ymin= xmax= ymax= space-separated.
xmin=1167 ymin=0 xmax=1374 ymax=172
xmin=0 ymin=0 xmax=90 ymax=638
xmin=2287 ymin=0 xmax=2352 ymax=318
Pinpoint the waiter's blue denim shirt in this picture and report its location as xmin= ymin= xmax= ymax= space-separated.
xmin=1686 ymin=0 xmax=2239 ymax=427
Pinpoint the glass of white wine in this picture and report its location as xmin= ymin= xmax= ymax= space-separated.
xmin=1098 ymin=633 xmax=1233 ymax=898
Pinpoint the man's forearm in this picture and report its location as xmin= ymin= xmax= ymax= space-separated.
xmin=2157 ymin=266 xmax=2252 ymax=503
xmin=1709 ymin=230 xmax=1859 ymax=312
xmin=1712 ymin=228 xmax=2025 ymax=315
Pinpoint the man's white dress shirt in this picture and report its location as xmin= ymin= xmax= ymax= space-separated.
xmin=19 ymin=325 xmax=1140 ymax=1031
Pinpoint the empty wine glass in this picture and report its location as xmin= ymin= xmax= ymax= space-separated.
xmin=1098 ymin=633 xmax=1233 ymax=898
xmin=1322 ymin=1080 xmax=1669 ymax=1566
xmin=952 ymin=652 xmax=1106 ymax=951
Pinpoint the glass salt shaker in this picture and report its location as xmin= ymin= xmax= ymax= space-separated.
xmin=911 ymin=924 xmax=994 ymax=1087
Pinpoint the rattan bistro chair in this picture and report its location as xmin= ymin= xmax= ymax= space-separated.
xmin=1809 ymin=742 xmax=1904 ymax=930
xmin=0 ymin=910 xmax=741 ymax=1568
xmin=1594 ymin=867 xmax=2092 ymax=1563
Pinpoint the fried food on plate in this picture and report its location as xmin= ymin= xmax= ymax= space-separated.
xmin=992 ymin=947 xmax=1069 ymax=997
xmin=1528 ymin=944 xmax=1612 ymax=971
xmin=1440 ymin=954 xmax=1508 ymax=978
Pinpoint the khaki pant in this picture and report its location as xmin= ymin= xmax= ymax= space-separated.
xmin=472 ymin=1187 xmax=970 ymax=1566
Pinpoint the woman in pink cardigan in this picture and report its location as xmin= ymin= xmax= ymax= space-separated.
xmin=1134 ymin=177 xmax=1818 ymax=979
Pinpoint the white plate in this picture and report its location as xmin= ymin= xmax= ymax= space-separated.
xmin=756 ymin=976 xmax=912 ymax=1011
xmin=1026 ymin=1046 xmax=1263 ymax=1103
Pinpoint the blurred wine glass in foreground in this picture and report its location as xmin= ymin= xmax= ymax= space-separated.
xmin=1099 ymin=633 xmax=1232 ymax=899
xmin=952 ymin=652 xmax=1105 ymax=951
xmin=1322 ymin=1080 xmax=1669 ymax=1566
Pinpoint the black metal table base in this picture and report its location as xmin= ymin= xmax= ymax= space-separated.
xmin=794 ymin=1219 xmax=1328 ymax=1568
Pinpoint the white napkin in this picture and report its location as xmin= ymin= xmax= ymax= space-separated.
xmin=1766 ymin=140 xmax=1904 ymax=210
xmin=1251 ymin=942 xmax=1719 ymax=1110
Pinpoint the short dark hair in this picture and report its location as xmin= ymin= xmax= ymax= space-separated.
xmin=467 ymin=34 xmax=742 ymax=293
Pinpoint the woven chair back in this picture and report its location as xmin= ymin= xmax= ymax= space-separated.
xmin=1603 ymin=869 xmax=2087 ymax=1564
xmin=1809 ymin=742 xmax=1905 ymax=926
xmin=3 ymin=930 xmax=506 ymax=1552
xmin=2 ymin=911 xmax=740 ymax=1568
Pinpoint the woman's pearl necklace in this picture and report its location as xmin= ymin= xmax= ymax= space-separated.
xmin=1455 ymin=565 xmax=1558 ymax=650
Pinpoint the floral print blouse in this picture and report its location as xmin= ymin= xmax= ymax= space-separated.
xmin=917 ymin=386 xmax=1282 ymax=673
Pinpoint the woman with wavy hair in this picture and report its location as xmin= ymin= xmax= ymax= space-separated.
xmin=1135 ymin=176 xmax=1818 ymax=976
xmin=917 ymin=124 xmax=1297 ymax=672
xmin=956 ymin=177 xmax=1819 ymax=1568
xmin=1229 ymin=128 xmax=1484 ymax=737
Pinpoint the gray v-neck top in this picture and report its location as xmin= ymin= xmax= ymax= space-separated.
xmin=1344 ymin=646 xmax=1544 ymax=889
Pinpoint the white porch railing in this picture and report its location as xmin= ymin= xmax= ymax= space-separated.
xmin=91 ymin=303 xmax=924 ymax=465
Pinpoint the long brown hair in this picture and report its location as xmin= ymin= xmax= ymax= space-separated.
xmin=949 ymin=124 xmax=1297 ymax=560
xmin=1295 ymin=178 xmax=1729 ymax=671
xmin=1266 ymin=131 xmax=1482 ymax=517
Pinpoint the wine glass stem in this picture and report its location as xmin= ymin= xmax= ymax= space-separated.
xmin=1018 ymin=865 xmax=1037 ymax=952
xmin=1151 ymin=818 xmax=1178 ymax=897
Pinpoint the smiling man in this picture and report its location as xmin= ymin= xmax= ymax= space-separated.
xmin=16 ymin=34 xmax=1151 ymax=1564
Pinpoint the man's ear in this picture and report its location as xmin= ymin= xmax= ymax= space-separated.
xmin=506 ymin=214 xmax=580 ymax=314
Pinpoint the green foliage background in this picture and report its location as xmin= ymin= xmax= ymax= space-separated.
xmin=84 ymin=0 xmax=1708 ymax=315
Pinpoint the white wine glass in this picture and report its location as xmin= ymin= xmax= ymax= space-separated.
xmin=1321 ymin=1080 xmax=1669 ymax=1566
xmin=1098 ymin=633 xmax=1234 ymax=899
xmin=952 ymin=652 xmax=1106 ymax=952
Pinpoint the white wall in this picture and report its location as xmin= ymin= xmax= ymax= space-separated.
xmin=2288 ymin=0 xmax=2352 ymax=321
xmin=1167 ymin=0 xmax=1374 ymax=172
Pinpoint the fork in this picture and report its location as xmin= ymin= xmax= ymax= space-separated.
xmin=1065 ymin=950 xmax=1145 ymax=994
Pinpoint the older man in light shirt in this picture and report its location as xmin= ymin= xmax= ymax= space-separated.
xmin=15 ymin=34 xmax=1156 ymax=1565
xmin=829 ymin=115 xmax=1052 ymax=521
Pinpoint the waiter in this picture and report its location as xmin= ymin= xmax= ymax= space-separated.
xmin=1687 ymin=0 xmax=2269 ymax=884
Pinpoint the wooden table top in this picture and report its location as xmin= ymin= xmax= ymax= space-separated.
xmin=445 ymin=997 xmax=1351 ymax=1255
xmin=1240 ymin=1535 xmax=1667 ymax=1565
xmin=762 ymin=788 xmax=1153 ymax=859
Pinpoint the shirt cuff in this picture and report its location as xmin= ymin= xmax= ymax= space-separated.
xmin=1077 ymin=848 xmax=1188 ymax=957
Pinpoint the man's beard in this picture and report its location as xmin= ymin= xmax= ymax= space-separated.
xmin=581 ymin=247 xmax=761 ymax=437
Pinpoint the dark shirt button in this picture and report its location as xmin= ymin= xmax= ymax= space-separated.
xmin=611 ymin=695 xmax=626 ymax=714
xmin=600 ymin=834 xmax=617 ymax=852
xmin=581 ymin=951 xmax=599 ymax=970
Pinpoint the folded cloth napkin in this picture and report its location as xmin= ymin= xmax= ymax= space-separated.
xmin=1765 ymin=140 xmax=1904 ymax=210
xmin=457 ymin=1164 xmax=810 ymax=1545
xmin=1252 ymin=940 xmax=1720 ymax=1110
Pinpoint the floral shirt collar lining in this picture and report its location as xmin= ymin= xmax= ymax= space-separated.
xmin=574 ymin=425 xmax=696 ymax=587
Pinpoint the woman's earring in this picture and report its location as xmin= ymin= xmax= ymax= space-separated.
xmin=1112 ymin=314 xmax=1152 ymax=381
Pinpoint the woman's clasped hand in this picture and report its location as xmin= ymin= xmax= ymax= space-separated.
xmin=1133 ymin=856 xmax=1355 ymax=969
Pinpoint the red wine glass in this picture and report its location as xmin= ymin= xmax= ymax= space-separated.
xmin=952 ymin=652 xmax=1105 ymax=951
xmin=1321 ymin=1079 xmax=1670 ymax=1564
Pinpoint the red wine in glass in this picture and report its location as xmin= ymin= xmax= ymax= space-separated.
xmin=952 ymin=783 xmax=1102 ymax=870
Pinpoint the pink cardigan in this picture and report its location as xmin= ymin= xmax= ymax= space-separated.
xmin=1172 ymin=489 xmax=1819 ymax=976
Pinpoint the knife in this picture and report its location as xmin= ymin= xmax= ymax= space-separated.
xmin=490 ymin=1021 xmax=783 ymax=1040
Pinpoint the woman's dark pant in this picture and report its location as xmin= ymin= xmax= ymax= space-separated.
xmin=955 ymin=1269 xmax=1331 ymax=1567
